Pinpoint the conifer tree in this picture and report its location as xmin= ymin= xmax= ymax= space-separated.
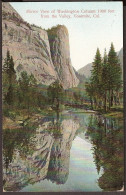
xmin=3 ymin=50 xmax=17 ymax=105
xmin=3 ymin=50 xmax=10 ymax=72
xmin=47 ymin=80 xmax=64 ymax=111
xmin=107 ymin=43 xmax=122 ymax=108
xmin=102 ymin=49 xmax=109 ymax=111
xmin=85 ymin=43 xmax=122 ymax=111
xmin=91 ymin=48 xmax=102 ymax=108
xmin=85 ymin=81 xmax=94 ymax=109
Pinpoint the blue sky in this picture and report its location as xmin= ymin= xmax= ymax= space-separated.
xmin=10 ymin=2 xmax=123 ymax=70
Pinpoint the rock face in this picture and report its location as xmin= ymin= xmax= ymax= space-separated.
xmin=118 ymin=48 xmax=123 ymax=77
xmin=2 ymin=3 xmax=57 ymax=86
xmin=77 ymin=63 xmax=93 ymax=79
xmin=73 ymin=66 xmax=86 ymax=83
xmin=118 ymin=48 xmax=123 ymax=69
xmin=48 ymin=25 xmax=79 ymax=88
xmin=2 ymin=2 xmax=79 ymax=88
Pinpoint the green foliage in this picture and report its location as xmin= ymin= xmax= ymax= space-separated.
xmin=47 ymin=80 xmax=64 ymax=111
xmin=86 ymin=115 xmax=124 ymax=191
xmin=3 ymin=127 xmax=37 ymax=170
xmin=85 ymin=43 xmax=122 ymax=112
xmin=3 ymin=50 xmax=50 ymax=119
xmin=2 ymin=50 xmax=17 ymax=106
xmin=107 ymin=43 xmax=122 ymax=90
xmin=91 ymin=48 xmax=102 ymax=87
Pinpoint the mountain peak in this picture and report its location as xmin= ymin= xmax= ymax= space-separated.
xmin=47 ymin=25 xmax=69 ymax=37
xmin=2 ymin=2 xmax=23 ymax=21
xmin=78 ymin=63 xmax=93 ymax=78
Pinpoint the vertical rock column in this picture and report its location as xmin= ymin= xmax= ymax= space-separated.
xmin=48 ymin=25 xmax=79 ymax=89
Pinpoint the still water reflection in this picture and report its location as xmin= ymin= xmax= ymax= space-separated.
xmin=3 ymin=110 xmax=124 ymax=192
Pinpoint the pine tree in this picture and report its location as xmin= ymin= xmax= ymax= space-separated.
xmin=47 ymin=80 xmax=64 ymax=111
xmin=5 ymin=85 xmax=13 ymax=105
xmin=18 ymin=71 xmax=38 ymax=115
xmin=102 ymin=49 xmax=109 ymax=111
xmin=3 ymin=50 xmax=10 ymax=72
xmin=85 ymin=81 xmax=95 ymax=109
xmin=18 ymin=71 xmax=30 ymax=110
xmin=107 ymin=43 xmax=122 ymax=108
xmin=90 ymin=48 xmax=102 ymax=108
xmin=3 ymin=50 xmax=17 ymax=106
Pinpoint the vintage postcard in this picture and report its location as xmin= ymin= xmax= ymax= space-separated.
xmin=2 ymin=1 xmax=124 ymax=192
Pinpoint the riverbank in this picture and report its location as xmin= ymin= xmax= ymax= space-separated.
xmin=3 ymin=104 xmax=123 ymax=130
xmin=66 ymin=104 xmax=123 ymax=119
xmin=3 ymin=106 xmax=65 ymax=130
xmin=3 ymin=113 xmax=42 ymax=130
xmin=98 ymin=106 xmax=123 ymax=119
xmin=3 ymin=108 xmax=50 ymax=130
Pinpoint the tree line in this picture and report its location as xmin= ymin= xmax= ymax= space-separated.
xmin=3 ymin=43 xmax=122 ymax=119
xmin=2 ymin=50 xmax=84 ymax=119
xmin=2 ymin=50 xmax=68 ymax=119
xmin=85 ymin=43 xmax=122 ymax=112
xmin=2 ymin=50 xmax=49 ymax=118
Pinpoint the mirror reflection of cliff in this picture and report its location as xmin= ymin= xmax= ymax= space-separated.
xmin=86 ymin=114 xmax=124 ymax=191
xmin=3 ymin=113 xmax=79 ymax=191
xmin=46 ymin=117 xmax=79 ymax=184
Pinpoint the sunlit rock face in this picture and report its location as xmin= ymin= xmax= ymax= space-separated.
xmin=47 ymin=25 xmax=79 ymax=89
xmin=118 ymin=48 xmax=123 ymax=68
xmin=2 ymin=3 xmax=57 ymax=85
xmin=2 ymin=3 xmax=79 ymax=88
xmin=118 ymin=48 xmax=123 ymax=78
xmin=3 ymin=117 xmax=80 ymax=191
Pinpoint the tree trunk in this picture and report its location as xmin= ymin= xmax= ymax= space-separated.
xmin=27 ymin=99 xmax=30 ymax=119
xmin=114 ymin=94 xmax=117 ymax=106
xmin=111 ymin=90 xmax=114 ymax=107
xmin=104 ymin=118 xmax=107 ymax=136
xmin=94 ymin=98 xmax=96 ymax=109
xmin=104 ymin=93 xmax=107 ymax=112
xmin=90 ymin=97 xmax=93 ymax=110
xmin=118 ymin=92 xmax=120 ymax=105
xmin=109 ymin=89 xmax=111 ymax=110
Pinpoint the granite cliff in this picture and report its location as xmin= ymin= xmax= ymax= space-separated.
xmin=48 ymin=25 xmax=79 ymax=88
xmin=2 ymin=2 xmax=79 ymax=88
xmin=118 ymin=48 xmax=123 ymax=70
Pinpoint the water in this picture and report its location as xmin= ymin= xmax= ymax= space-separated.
xmin=3 ymin=109 xmax=124 ymax=192
xmin=20 ymin=137 xmax=102 ymax=192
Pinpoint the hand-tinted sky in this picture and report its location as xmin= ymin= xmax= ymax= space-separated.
xmin=10 ymin=2 xmax=123 ymax=70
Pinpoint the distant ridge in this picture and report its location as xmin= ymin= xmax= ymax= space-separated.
xmin=77 ymin=63 xmax=92 ymax=79
xmin=77 ymin=48 xmax=123 ymax=79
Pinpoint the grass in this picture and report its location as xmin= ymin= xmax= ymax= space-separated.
xmin=103 ymin=111 xmax=123 ymax=119
xmin=102 ymin=105 xmax=123 ymax=119
xmin=66 ymin=103 xmax=123 ymax=120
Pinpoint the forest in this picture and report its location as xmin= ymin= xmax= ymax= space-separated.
xmin=2 ymin=43 xmax=123 ymax=128
xmin=85 ymin=43 xmax=123 ymax=112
